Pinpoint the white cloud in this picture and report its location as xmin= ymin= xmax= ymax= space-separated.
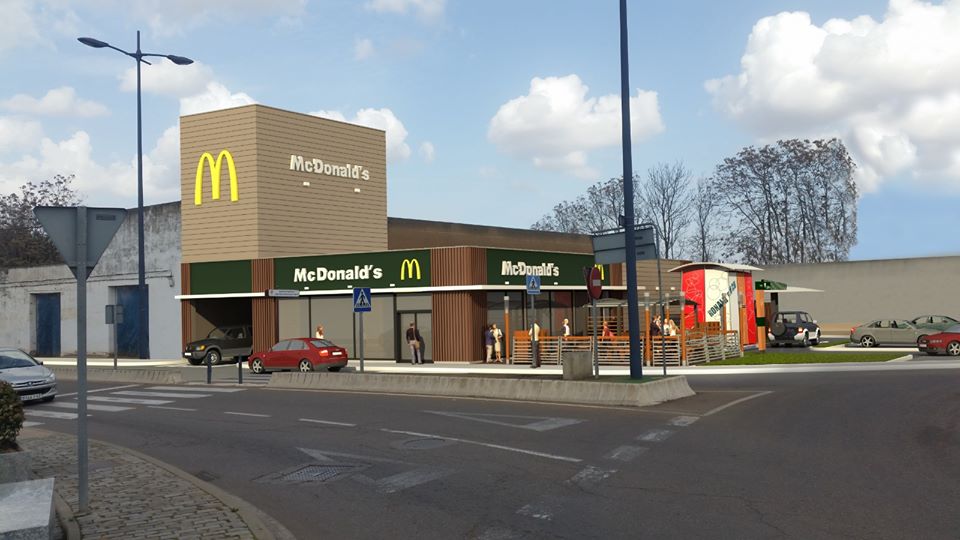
xmin=120 ymin=61 xmax=215 ymax=98
xmin=354 ymin=38 xmax=375 ymax=61
xmin=0 ymin=0 xmax=42 ymax=54
xmin=0 ymin=0 xmax=79 ymax=54
xmin=179 ymin=83 xmax=256 ymax=116
xmin=0 ymin=117 xmax=44 ymax=152
xmin=310 ymin=108 xmax=412 ymax=162
xmin=419 ymin=141 xmax=435 ymax=163
xmin=488 ymin=74 xmax=664 ymax=179
xmin=2 ymin=87 xmax=108 ymax=117
xmin=365 ymin=0 xmax=444 ymax=21
xmin=706 ymin=0 xmax=960 ymax=191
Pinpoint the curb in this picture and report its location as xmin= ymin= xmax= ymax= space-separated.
xmin=49 ymin=366 xmax=184 ymax=385
xmin=267 ymin=372 xmax=695 ymax=407
xmin=51 ymin=488 xmax=81 ymax=540
xmin=90 ymin=438 xmax=278 ymax=540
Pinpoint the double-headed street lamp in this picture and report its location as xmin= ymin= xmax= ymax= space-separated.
xmin=78 ymin=31 xmax=193 ymax=359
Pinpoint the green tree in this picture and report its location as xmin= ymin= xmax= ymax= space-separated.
xmin=0 ymin=174 xmax=82 ymax=269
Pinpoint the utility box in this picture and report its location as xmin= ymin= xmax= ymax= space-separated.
xmin=562 ymin=351 xmax=593 ymax=380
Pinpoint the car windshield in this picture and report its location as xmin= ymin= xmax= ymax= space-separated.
xmin=206 ymin=327 xmax=229 ymax=339
xmin=310 ymin=339 xmax=336 ymax=348
xmin=0 ymin=350 xmax=38 ymax=369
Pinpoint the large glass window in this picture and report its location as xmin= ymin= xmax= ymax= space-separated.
xmin=278 ymin=298 xmax=310 ymax=340
xmin=551 ymin=291 xmax=573 ymax=336
xmin=309 ymin=296 xmax=355 ymax=353
xmin=358 ymin=294 xmax=395 ymax=359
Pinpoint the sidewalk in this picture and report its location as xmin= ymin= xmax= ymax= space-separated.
xmin=19 ymin=429 xmax=277 ymax=540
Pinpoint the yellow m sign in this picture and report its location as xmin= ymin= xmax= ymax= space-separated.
xmin=195 ymin=150 xmax=238 ymax=206
xmin=594 ymin=264 xmax=605 ymax=280
xmin=400 ymin=258 xmax=421 ymax=281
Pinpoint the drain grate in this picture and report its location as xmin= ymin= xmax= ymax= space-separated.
xmin=278 ymin=464 xmax=364 ymax=483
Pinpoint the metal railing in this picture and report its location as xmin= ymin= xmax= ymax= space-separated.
xmin=509 ymin=331 xmax=741 ymax=366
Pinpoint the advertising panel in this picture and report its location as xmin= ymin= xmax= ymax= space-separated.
xmin=274 ymin=250 xmax=430 ymax=291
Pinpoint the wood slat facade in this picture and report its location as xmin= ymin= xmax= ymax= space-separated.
xmin=431 ymin=247 xmax=487 ymax=362
xmin=251 ymin=258 xmax=277 ymax=353
xmin=180 ymin=263 xmax=192 ymax=348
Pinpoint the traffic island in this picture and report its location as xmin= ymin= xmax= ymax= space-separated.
xmin=267 ymin=372 xmax=694 ymax=407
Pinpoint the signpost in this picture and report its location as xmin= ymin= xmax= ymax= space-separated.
xmin=34 ymin=206 xmax=126 ymax=514
xmin=353 ymin=287 xmax=372 ymax=373
xmin=105 ymin=304 xmax=124 ymax=369
xmin=584 ymin=266 xmax=603 ymax=377
xmin=525 ymin=275 xmax=541 ymax=368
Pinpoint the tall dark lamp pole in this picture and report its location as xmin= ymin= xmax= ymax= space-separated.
xmin=78 ymin=32 xmax=193 ymax=359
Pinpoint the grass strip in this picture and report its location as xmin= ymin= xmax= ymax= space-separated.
xmin=706 ymin=351 xmax=904 ymax=365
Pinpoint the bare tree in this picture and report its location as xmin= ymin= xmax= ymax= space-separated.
xmin=532 ymin=176 xmax=636 ymax=233
xmin=637 ymin=162 xmax=692 ymax=259
xmin=711 ymin=139 xmax=857 ymax=265
xmin=687 ymin=176 xmax=716 ymax=261
xmin=0 ymin=174 xmax=82 ymax=269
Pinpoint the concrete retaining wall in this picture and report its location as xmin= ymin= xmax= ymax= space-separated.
xmin=268 ymin=372 xmax=695 ymax=407
xmin=49 ymin=366 xmax=184 ymax=385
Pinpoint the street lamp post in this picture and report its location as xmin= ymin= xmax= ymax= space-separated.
xmin=78 ymin=32 xmax=193 ymax=359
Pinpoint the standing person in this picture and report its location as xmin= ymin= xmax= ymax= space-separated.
xmin=315 ymin=324 xmax=324 ymax=339
xmin=601 ymin=320 xmax=614 ymax=338
xmin=491 ymin=323 xmax=504 ymax=363
xmin=561 ymin=318 xmax=571 ymax=337
xmin=528 ymin=320 xmax=541 ymax=368
xmin=650 ymin=315 xmax=663 ymax=336
xmin=665 ymin=319 xmax=678 ymax=337
xmin=483 ymin=325 xmax=494 ymax=363
xmin=406 ymin=322 xmax=423 ymax=364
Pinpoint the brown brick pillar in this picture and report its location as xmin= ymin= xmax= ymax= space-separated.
xmin=251 ymin=259 xmax=277 ymax=353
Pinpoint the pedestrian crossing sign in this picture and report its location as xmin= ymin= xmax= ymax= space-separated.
xmin=353 ymin=287 xmax=372 ymax=312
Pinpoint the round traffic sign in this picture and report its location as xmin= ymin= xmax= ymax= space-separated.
xmin=587 ymin=266 xmax=603 ymax=300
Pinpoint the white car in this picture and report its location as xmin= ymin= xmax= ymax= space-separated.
xmin=0 ymin=348 xmax=57 ymax=403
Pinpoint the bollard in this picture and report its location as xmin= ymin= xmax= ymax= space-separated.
xmin=238 ymin=356 xmax=243 ymax=384
xmin=206 ymin=353 xmax=211 ymax=384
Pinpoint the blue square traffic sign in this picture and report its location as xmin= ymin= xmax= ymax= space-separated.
xmin=353 ymin=287 xmax=372 ymax=312
xmin=525 ymin=275 xmax=541 ymax=295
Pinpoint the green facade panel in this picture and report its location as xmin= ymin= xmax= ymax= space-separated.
xmin=274 ymin=249 xmax=431 ymax=291
xmin=486 ymin=249 xmax=610 ymax=286
xmin=190 ymin=260 xmax=252 ymax=295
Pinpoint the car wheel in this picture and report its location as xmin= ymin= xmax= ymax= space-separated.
xmin=187 ymin=357 xmax=203 ymax=366
xmin=801 ymin=332 xmax=810 ymax=347
xmin=250 ymin=358 xmax=265 ymax=374
xmin=811 ymin=330 xmax=821 ymax=345
xmin=860 ymin=335 xmax=876 ymax=348
xmin=328 ymin=366 xmax=342 ymax=372
xmin=205 ymin=349 xmax=221 ymax=366
xmin=947 ymin=341 xmax=960 ymax=357
xmin=299 ymin=359 xmax=314 ymax=372
xmin=917 ymin=336 xmax=928 ymax=347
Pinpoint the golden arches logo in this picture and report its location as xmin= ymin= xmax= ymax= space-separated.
xmin=400 ymin=258 xmax=421 ymax=281
xmin=594 ymin=264 xmax=605 ymax=280
xmin=194 ymin=150 xmax=238 ymax=206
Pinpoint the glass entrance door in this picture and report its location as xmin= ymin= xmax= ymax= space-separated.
xmin=397 ymin=311 xmax=431 ymax=363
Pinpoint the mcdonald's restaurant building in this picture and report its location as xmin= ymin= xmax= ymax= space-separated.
xmin=179 ymin=104 xmax=686 ymax=362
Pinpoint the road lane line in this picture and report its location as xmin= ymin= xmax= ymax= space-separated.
xmin=57 ymin=384 xmax=140 ymax=398
xmin=46 ymin=401 xmax=132 ymax=412
xmin=668 ymin=416 xmax=700 ymax=427
xmin=298 ymin=418 xmax=357 ymax=427
xmin=113 ymin=391 xmax=211 ymax=399
xmin=225 ymin=411 xmax=270 ymax=418
xmin=604 ymin=445 xmax=648 ymax=462
xmin=148 ymin=406 xmax=197 ymax=412
xmin=150 ymin=386 xmax=244 ymax=393
xmin=703 ymin=391 xmax=773 ymax=416
xmin=380 ymin=428 xmax=582 ymax=463
xmin=27 ymin=410 xmax=81 ymax=420
xmin=88 ymin=396 xmax=173 ymax=405
xmin=637 ymin=429 xmax=675 ymax=442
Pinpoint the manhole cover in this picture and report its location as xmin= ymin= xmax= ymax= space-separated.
xmin=394 ymin=437 xmax=455 ymax=450
xmin=278 ymin=464 xmax=364 ymax=483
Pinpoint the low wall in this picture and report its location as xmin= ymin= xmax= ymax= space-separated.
xmin=49 ymin=366 xmax=184 ymax=385
xmin=268 ymin=372 xmax=695 ymax=407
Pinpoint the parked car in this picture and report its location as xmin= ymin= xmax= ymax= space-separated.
xmin=248 ymin=338 xmax=348 ymax=374
xmin=183 ymin=325 xmax=253 ymax=366
xmin=850 ymin=320 xmax=929 ymax=348
xmin=918 ymin=325 xmax=960 ymax=356
xmin=768 ymin=311 xmax=821 ymax=346
xmin=0 ymin=348 xmax=57 ymax=403
xmin=910 ymin=315 xmax=959 ymax=331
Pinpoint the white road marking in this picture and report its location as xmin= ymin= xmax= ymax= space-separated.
xmin=57 ymin=384 xmax=140 ymax=397
xmin=22 ymin=421 xmax=44 ymax=428
xmin=637 ymin=429 xmax=675 ymax=442
xmin=151 ymin=386 xmax=245 ymax=393
xmin=27 ymin=410 xmax=80 ymax=420
xmin=45 ymin=401 xmax=132 ymax=412
xmin=112 ymin=390 xmax=211 ymax=399
xmin=605 ymin=445 xmax=648 ymax=462
xmin=516 ymin=503 xmax=553 ymax=521
xmin=296 ymin=448 xmax=453 ymax=493
xmin=148 ymin=406 xmax=197 ymax=412
xmin=298 ymin=418 xmax=357 ymax=427
xmin=703 ymin=391 xmax=774 ymax=416
xmin=88 ymin=396 xmax=173 ymax=405
xmin=225 ymin=411 xmax=270 ymax=418
xmin=376 ymin=468 xmax=450 ymax=494
xmin=380 ymin=428 xmax=582 ymax=463
xmin=423 ymin=410 xmax=583 ymax=432
xmin=567 ymin=465 xmax=616 ymax=487
xmin=668 ymin=415 xmax=700 ymax=427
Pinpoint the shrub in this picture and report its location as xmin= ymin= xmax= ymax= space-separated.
xmin=0 ymin=381 xmax=24 ymax=451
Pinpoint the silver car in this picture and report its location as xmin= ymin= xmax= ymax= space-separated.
xmin=850 ymin=320 xmax=930 ymax=348
xmin=0 ymin=348 xmax=57 ymax=403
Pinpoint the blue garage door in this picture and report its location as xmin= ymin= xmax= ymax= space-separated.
xmin=115 ymin=286 xmax=143 ymax=357
xmin=35 ymin=293 xmax=61 ymax=357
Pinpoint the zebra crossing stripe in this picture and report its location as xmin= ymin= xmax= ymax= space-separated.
xmin=113 ymin=391 xmax=212 ymax=399
xmin=45 ymin=401 xmax=133 ymax=412
xmin=22 ymin=421 xmax=44 ymax=428
xmin=148 ymin=386 xmax=244 ymax=393
xmin=27 ymin=410 xmax=80 ymax=420
xmin=88 ymin=396 xmax=173 ymax=405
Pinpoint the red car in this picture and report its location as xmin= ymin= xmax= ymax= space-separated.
xmin=918 ymin=325 xmax=960 ymax=356
xmin=248 ymin=338 xmax=348 ymax=374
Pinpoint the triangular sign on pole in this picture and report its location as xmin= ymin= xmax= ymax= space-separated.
xmin=34 ymin=206 xmax=127 ymax=278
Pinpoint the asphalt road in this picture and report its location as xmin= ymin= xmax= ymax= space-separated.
xmin=25 ymin=369 xmax=960 ymax=539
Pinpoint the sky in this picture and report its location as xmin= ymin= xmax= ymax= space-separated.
xmin=1 ymin=0 xmax=958 ymax=261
